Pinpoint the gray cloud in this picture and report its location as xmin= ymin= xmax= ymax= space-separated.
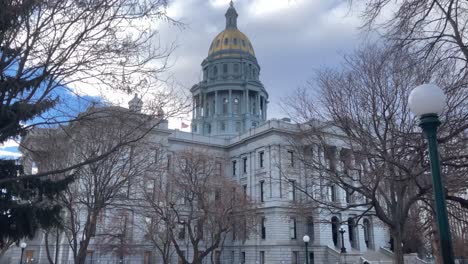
xmin=158 ymin=0 xmax=364 ymax=119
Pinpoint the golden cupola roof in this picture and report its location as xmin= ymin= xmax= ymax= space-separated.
xmin=207 ymin=1 xmax=255 ymax=58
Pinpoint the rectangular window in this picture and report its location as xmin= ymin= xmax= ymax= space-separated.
xmin=260 ymin=251 xmax=265 ymax=264
xmin=236 ymin=121 xmax=241 ymax=132
xmin=243 ymin=184 xmax=247 ymax=198
xmin=241 ymin=252 xmax=246 ymax=264
xmin=261 ymin=217 xmax=266 ymax=239
xmin=288 ymin=150 xmax=294 ymax=167
xmin=243 ymin=157 xmax=247 ymax=173
xmin=178 ymin=251 xmax=185 ymax=264
xmin=292 ymin=251 xmax=299 ymax=264
xmin=327 ymin=185 xmax=336 ymax=202
xmin=290 ymin=217 xmax=297 ymax=239
xmin=144 ymin=251 xmax=152 ymax=264
xmin=178 ymin=224 xmax=185 ymax=240
xmin=232 ymin=160 xmax=237 ymax=176
xmin=288 ymin=180 xmax=296 ymax=201
xmin=234 ymin=63 xmax=239 ymax=73
xmin=223 ymin=63 xmax=228 ymax=73
xmin=167 ymin=154 xmax=172 ymax=169
xmin=307 ymin=217 xmax=314 ymax=240
xmin=260 ymin=181 xmax=264 ymax=202
xmin=259 ymin=151 xmax=264 ymax=168
xmin=231 ymin=251 xmax=235 ymax=264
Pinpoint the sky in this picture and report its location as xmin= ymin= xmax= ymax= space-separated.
xmin=157 ymin=0 xmax=366 ymax=120
xmin=0 ymin=0 xmax=367 ymax=158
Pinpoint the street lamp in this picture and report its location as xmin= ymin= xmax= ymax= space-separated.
xmin=409 ymin=83 xmax=454 ymax=264
xmin=19 ymin=242 xmax=27 ymax=264
xmin=338 ymin=225 xmax=346 ymax=253
xmin=303 ymin=235 xmax=310 ymax=264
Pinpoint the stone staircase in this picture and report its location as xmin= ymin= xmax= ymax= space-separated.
xmin=360 ymin=249 xmax=393 ymax=264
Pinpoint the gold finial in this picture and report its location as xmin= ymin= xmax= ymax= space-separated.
xmin=230 ymin=0 xmax=234 ymax=7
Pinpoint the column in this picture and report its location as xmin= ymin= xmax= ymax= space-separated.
xmin=214 ymin=91 xmax=218 ymax=116
xmin=257 ymin=94 xmax=261 ymax=118
xmin=228 ymin=90 xmax=232 ymax=115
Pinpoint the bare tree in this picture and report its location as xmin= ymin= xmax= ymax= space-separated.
xmin=355 ymin=0 xmax=468 ymax=69
xmin=283 ymin=44 xmax=467 ymax=264
xmin=25 ymin=107 xmax=160 ymax=264
xmin=141 ymin=149 xmax=256 ymax=264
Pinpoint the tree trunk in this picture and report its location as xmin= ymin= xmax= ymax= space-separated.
xmin=392 ymin=228 xmax=404 ymax=264
xmin=44 ymin=231 xmax=55 ymax=264
xmin=75 ymin=212 xmax=98 ymax=264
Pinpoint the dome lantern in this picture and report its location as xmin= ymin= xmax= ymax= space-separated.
xmin=225 ymin=1 xmax=238 ymax=29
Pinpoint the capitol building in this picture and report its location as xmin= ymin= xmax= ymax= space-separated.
xmin=3 ymin=2 xmax=396 ymax=264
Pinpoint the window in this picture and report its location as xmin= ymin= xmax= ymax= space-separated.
xmin=144 ymin=251 xmax=152 ymax=264
xmin=231 ymin=251 xmax=235 ymax=264
xmin=26 ymin=250 xmax=35 ymax=264
xmin=243 ymin=157 xmax=247 ymax=173
xmin=327 ymin=185 xmax=336 ymax=202
xmin=232 ymin=223 xmax=236 ymax=240
xmin=234 ymin=63 xmax=239 ymax=73
xmin=221 ymin=122 xmax=226 ymax=131
xmin=290 ymin=217 xmax=297 ymax=239
xmin=233 ymin=98 xmax=240 ymax=113
xmin=331 ymin=216 xmax=339 ymax=247
xmin=243 ymin=184 xmax=247 ymax=198
xmin=261 ymin=217 xmax=266 ymax=239
xmin=241 ymin=252 xmax=246 ymax=264
xmin=288 ymin=180 xmax=296 ymax=201
xmin=216 ymin=39 xmax=220 ymax=46
xmin=167 ymin=154 xmax=172 ymax=169
xmin=213 ymin=65 xmax=218 ymax=76
xmin=306 ymin=217 xmax=314 ymax=240
xmin=236 ymin=121 xmax=241 ymax=132
xmin=207 ymin=124 xmax=212 ymax=134
xmin=206 ymin=101 xmax=210 ymax=117
xmin=260 ymin=251 xmax=265 ymax=264
xmin=259 ymin=151 xmax=264 ymax=168
xmin=242 ymin=39 xmax=246 ymax=46
xmin=224 ymin=38 xmax=228 ymax=45
xmin=233 ymin=38 xmax=238 ymax=45
xmin=348 ymin=217 xmax=357 ymax=249
xmin=215 ymin=251 xmax=221 ymax=264
xmin=232 ymin=160 xmax=237 ymax=176
xmin=288 ymin=150 xmax=294 ymax=167
xmin=259 ymin=181 xmax=264 ymax=202
xmin=292 ymin=251 xmax=299 ymax=264
xmin=178 ymin=251 xmax=185 ymax=264
xmin=84 ymin=251 xmax=96 ymax=264
xmin=223 ymin=98 xmax=228 ymax=114
xmin=363 ymin=219 xmax=372 ymax=249
xmin=223 ymin=63 xmax=228 ymax=73
xmin=178 ymin=224 xmax=185 ymax=239
xmin=197 ymin=220 xmax=204 ymax=239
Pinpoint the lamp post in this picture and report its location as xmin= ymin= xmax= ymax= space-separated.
xmin=19 ymin=242 xmax=27 ymax=264
xmin=408 ymin=83 xmax=454 ymax=264
xmin=339 ymin=225 xmax=346 ymax=253
xmin=303 ymin=235 xmax=310 ymax=264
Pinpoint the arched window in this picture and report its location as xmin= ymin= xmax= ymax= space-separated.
xmin=223 ymin=98 xmax=228 ymax=114
xmin=348 ymin=217 xmax=358 ymax=249
xmin=242 ymin=39 xmax=246 ymax=47
xmin=216 ymin=39 xmax=220 ymax=47
xmin=363 ymin=219 xmax=372 ymax=249
xmin=233 ymin=98 xmax=239 ymax=114
xmin=331 ymin=217 xmax=339 ymax=247
xmin=233 ymin=38 xmax=238 ymax=45
xmin=224 ymin=38 xmax=228 ymax=45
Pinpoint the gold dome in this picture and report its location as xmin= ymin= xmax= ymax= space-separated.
xmin=208 ymin=28 xmax=255 ymax=58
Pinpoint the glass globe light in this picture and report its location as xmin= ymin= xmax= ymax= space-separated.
xmin=408 ymin=83 xmax=446 ymax=116
xmin=20 ymin=242 xmax=27 ymax=249
xmin=303 ymin=234 xmax=310 ymax=243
